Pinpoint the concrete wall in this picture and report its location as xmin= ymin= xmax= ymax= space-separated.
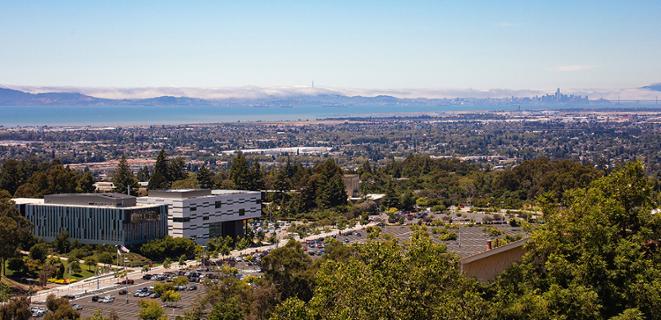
xmin=460 ymin=240 xmax=526 ymax=282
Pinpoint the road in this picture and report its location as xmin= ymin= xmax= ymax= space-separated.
xmin=30 ymin=221 xmax=376 ymax=303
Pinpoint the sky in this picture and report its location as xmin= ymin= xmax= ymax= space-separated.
xmin=1 ymin=0 xmax=660 ymax=95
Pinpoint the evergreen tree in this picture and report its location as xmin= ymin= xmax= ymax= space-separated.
xmin=0 ymin=196 xmax=32 ymax=279
xmin=314 ymin=159 xmax=347 ymax=209
xmin=197 ymin=165 xmax=213 ymax=189
xmin=137 ymin=166 xmax=151 ymax=182
xmin=149 ymin=149 xmax=170 ymax=190
xmin=167 ymin=157 xmax=187 ymax=182
xmin=249 ymin=161 xmax=264 ymax=191
xmin=229 ymin=152 xmax=251 ymax=190
xmin=76 ymin=170 xmax=96 ymax=193
xmin=382 ymin=181 xmax=400 ymax=209
xmin=112 ymin=156 xmax=138 ymax=195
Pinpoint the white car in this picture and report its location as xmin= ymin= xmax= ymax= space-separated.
xmin=30 ymin=307 xmax=46 ymax=317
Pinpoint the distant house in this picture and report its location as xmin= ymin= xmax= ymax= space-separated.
xmin=94 ymin=181 xmax=115 ymax=192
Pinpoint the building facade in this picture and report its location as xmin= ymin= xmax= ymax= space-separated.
xmin=14 ymin=193 xmax=168 ymax=246
xmin=137 ymin=189 xmax=261 ymax=244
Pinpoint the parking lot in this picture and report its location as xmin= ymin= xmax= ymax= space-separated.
xmin=304 ymin=224 xmax=525 ymax=258
xmin=73 ymin=274 xmax=206 ymax=320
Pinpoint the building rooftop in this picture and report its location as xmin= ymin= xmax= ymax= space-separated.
xmin=144 ymin=189 xmax=261 ymax=200
xmin=12 ymin=193 xmax=164 ymax=209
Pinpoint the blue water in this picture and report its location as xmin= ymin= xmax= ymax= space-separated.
xmin=0 ymin=104 xmax=508 ymax=126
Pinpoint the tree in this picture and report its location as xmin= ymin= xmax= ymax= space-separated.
xmin=161 ymin=289 xmax=181 ymax=308
xmin=137 ymin=166 xmax=151 ymax=182
xmin=29 ymin=243 xmax=49 ymax=262
xmin=207 ymin=236 xmax=232 ymax=258
xmin=314 ymin=159 xmax=347 ymax=209
xmin=162 ymin=257 xmax=172 ymax=269
xmin=493 ymin=162 xmax=661 ymax=319
xmin=69 ymin=260 xmax=82 ymax=275
xmin=197 ymin=165 xmax=213 ymax=189
xmin=139 ymin=236 xmax=197 ymax=261
xmin=382 ymin=181 xmax=400 ymax=209
xmin=84 ymin=256 xmax=97 ymax=271
xmin=171 ymin=173 xmax=199 ymax=189
xmin=261 ymin=240 xmax=314 ymax=301
xmin=229 ymin=152 xmax=252 ymax=190
xmin=208 ymin=297 xmax=244 ymax=320
xmin=0 ymin=197 xmax=32 ymax=278
xmin=112 ymin=155 xmax=138 ymax=195
xmin=167 ymin=157 xmax=187 ymax=183
xmin=54 ymin=230 xmax=71 ymax=253
xmin=178 ymin=255 xmax=187 ymax=267
xmin=7 ymin=257 xmax=26 ymax=276
xmin=76 ymin=170 xmax=96 ymax=193
xmin=87 ymin=310 xmax=120 ymax=320
xmin=301 ymin=227 xmax=487 ymax=319
xmin=249 ymin=161 xmax=264 ymax=191
xmin=400 ymin=191 xmax=416 ymax=211
xmin=45 ymin=294 xmax=79 ymax=320
xmin=138 ymin=299 xmax=166 ymax=320
xmin=270 ymin=297 xmax=311 ymax=320
xmin=149 ymin=149 xmax=170 ymax=190
xmin=0 ymin=297 xmax=31 ymax=320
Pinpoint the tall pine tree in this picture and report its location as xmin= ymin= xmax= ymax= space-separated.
xmin=198 ymin=165 xmax=213 ymax=189
xmin=314 ymin=159 xmax=347 ymax=209
xmin=149 ymin=149 xmax=170 ymax=190
xmin=249 ymin=161 xmax=264 ymax=191
xmin=112 ymin=155 xmax=138 ymax=195
xmin=229 ymin=152 xmax=251 ymax=190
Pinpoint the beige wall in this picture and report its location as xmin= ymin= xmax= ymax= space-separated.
xmin=461 ymin=244 xmax=525 ymax=282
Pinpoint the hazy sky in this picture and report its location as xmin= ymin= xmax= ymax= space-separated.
xmin=1 ymin=0 xmax=660 ymax=91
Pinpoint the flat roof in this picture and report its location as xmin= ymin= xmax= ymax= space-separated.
xmin=460 ymin=238 xmax=527 ymax=264
xmin=12 ymin=197 xmax=164 ymax=210
xmin=144 ymin=189 xmax=260 ymax=200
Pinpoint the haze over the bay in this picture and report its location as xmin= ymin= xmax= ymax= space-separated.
xmin=2 ymin=1 xmax=660 ymax=97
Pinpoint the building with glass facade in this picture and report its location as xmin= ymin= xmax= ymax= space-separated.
xmin=14 ymin=193 xmax=168 ymax=246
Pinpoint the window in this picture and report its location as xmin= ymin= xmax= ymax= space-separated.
xmin=202 ymin=216 xmax=209 ymax=221
xmin=190 ymin=207 xmax=197 ymax=212
xmin=173 ymin=217 xmax=191 ymax=223
xmin=214 ymin=201 xmax=222 ymax=208
xmin=239 ymin=209 xmax=245 ymax=216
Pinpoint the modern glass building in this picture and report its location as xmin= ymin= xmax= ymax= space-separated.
xmin=14 ymin=193 xmax=168 ymax=246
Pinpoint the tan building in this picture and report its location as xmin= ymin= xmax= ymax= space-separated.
xmin=460 ymin=238 xmax=527 ymax=282
xmin=342 ymin=174 xmax=360 ymax=198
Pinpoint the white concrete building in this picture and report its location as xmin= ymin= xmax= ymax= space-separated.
xmin=137 ymin=189 xmax=261 ymax=244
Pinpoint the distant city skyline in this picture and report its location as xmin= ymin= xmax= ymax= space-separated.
xmin=1 ymin=1 xmax=660 ymax=92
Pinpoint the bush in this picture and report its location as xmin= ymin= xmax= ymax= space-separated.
xmin=139 ymin=236 xmax=197 ymax=262
xmin=7 ymin=257 xmax=26 ymax=275
xmin=29 ymin=243 xmax=49 ymax=262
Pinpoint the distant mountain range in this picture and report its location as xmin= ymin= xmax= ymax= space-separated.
xmin=0 ymin=87 xmax=457 ymax=107
xmin=641 ymin=83 xmax=661 ymax=92
xmin=1 ymin=84 xmax=660 ymax=107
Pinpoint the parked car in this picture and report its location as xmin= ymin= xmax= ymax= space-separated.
xmin=142 ymin=274 xmax=153 ymax=280
xmin=188 ymin=285 xmax=197 ymax=291
xmin=30 ymin=307 xmax=46 ymax=318
xmin=91 ymin=295 xmax=100 ymax=302
xmin=72 ymin=304 xmax=83 ymax=311
xmin=118 ymin=289 xmax=128 ymax=295
xmin=117 ymin=279 xmax=135 ymax=285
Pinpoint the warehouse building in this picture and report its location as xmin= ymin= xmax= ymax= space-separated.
xmin=137 ymin=189 xmax=262 ymax=244
xmin=13 ymin=193 xmax=168 ymax=246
